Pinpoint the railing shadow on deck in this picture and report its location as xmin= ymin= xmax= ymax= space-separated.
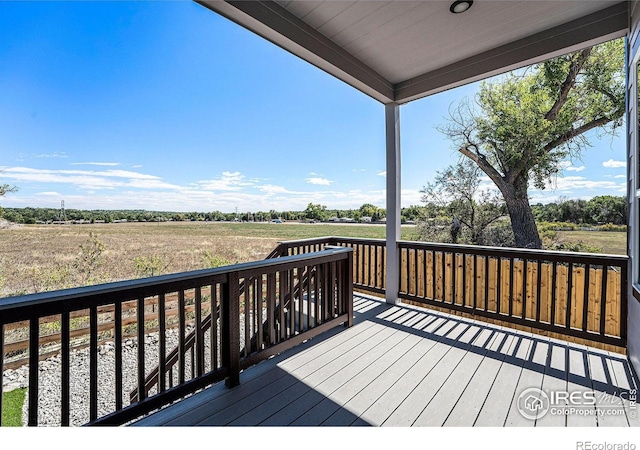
xmin=133 ymin=295 xmax=389 ymax=426
xmin=133 ymin=294 xmax=638 ymax=427
xmin=366 ymin=297 xmax=638 ymax=399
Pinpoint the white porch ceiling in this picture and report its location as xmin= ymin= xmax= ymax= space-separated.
xmin=196 ymin=0 xmax=629 ymax=104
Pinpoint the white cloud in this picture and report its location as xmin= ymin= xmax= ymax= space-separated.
xmin=196 ymin=171 xmax=255 ymax=191
xmin=0 ymin=166 xmax=180 ymax=191
xmin=71 ymin=162 xmax=120 ymax=167
xmin=306 ymin=177 xmax=333 ymax=186
xmin=603 ymin=159 xmax=626 ymax=168
xmin=537 ymin=175 xmax=626 ymax=198
xmin=259 ymin=184 xmax=292 ymax=195
xmin=401 ymin=189 xmax=423 ymax=206
xmin=377 ymin=171 xmax=386 ymax=177
xmin=35 ymin=152 xmax=68 ymax=159
xmin=5 ymin=180 xmax=392 ymax=212
xmin=559 ymin=161 xmax=585 ymax=172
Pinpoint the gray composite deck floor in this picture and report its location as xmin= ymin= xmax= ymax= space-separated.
xmin=132 ymin=295 xmax=639 ymax=427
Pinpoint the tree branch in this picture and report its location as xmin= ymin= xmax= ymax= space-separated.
xmin=544 ymin=47 xmax=592 ymax=121
xmin=458 ymin=146 xmax=506 ymax=191
xmin=544 ymin=113 xmax=619 ymax=152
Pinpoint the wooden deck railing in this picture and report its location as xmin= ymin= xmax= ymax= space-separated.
xmin=395 ymin=241 xmax=628 ymax=348
xmin=128 ymin=239 xmax=319 ymax=402
xmin=277 ymin=237 xmax=628 ymax=349
xmin=0 ymin=247 xmax=353 ymax=426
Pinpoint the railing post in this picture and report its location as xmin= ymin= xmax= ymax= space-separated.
xmin=28 ymin=318 xmax=39 ymax=426
xmin=222 ymin=273 xmax=240 ymax=388
xmin=345 ymin=249 xmax=354 ymax=327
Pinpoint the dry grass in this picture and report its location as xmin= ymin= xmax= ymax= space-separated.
xmin=0 ymin=221 xmax=624 ymax=298
xmin=0 ymin=221 xmax=417 ymax=297
xmin=0 ymin=222 xmax=277 ymax=296
xmin=555 ymin=230 xmax=627 ymax=255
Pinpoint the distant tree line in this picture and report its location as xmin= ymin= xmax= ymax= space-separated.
xmin=531 ymin=195 xmax=627 ymax=225
xmin=0 ymin=204 xmax=392 ymax=225
xmin=0 ymin=196 xmax=626 ymax=227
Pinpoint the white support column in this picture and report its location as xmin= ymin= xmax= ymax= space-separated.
xmin=385 ymin=103 xmax=401 ymax=305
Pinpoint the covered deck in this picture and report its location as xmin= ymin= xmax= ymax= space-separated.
xmin=1 ymin=1 xmax=639 ymax=434
xmin=133 ymin=294 xmax=639 ymax=427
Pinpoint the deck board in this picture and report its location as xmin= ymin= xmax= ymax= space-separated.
xmin=443 ymin=329 xmax=515 ymax=426
xmin=280 ymin=327 xmax=408 ymax=426
xmin=536 ymin=340 xmax=569 ymax=426
xmin=565 ymin=345 xmax=598 ymax=427
xmin=587 ymin=349 xmax=632 ymax=427
xmin=503 ymin=333 xmax=547 ymax=426
xmin=323 ymin=327 xmax=441 ymax=426
xmin=413 ymin=327 xmax=497 ymax=426
xmin=294 ymin=333 xmax=425 ymax=426
xmin=132 ymin=294 xmax=638 ymax=427
xmin=604 ymin=350 xmax=639 ymax=427
xmin=382 ymin=323 xmax=485 ymax=426
xmin=473 ymin=333 xmax=532 ymax=426
xmin=356 ymin=317 xmax=460 ymax=426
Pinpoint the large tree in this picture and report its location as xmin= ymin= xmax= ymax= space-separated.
xmin=439 ymin=39 xmax=625 ymax=248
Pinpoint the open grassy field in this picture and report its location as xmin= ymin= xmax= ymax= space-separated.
xmin=0 ymin=221 xmax=419 ymax=297
xmin=555 ymin=230 xmax=627 ymax=255
xmin=0 ymin=221 xmax=626 ymax=297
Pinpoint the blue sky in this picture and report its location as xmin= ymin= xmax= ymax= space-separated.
xmin=0 ymin=1 xmax=628 ymax=213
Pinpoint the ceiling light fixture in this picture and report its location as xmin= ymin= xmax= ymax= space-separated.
xmin=450 ymin=0 xmax=473 ymax=14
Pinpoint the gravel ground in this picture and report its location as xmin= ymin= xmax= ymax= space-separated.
xmin=1 ymin=308 xmax=272 ymax=426
xmin=2 ymin=326 xmax=218 ymax=426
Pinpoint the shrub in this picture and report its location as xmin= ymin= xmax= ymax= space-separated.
xmin=598 ymin=223 xmax=627 ymax=232
xmin=476 ymin=219 xmax=515 ymax=247
xmin=537 ymin=221 xmax=577 ymax=232
xmin=73 ymin=232 xmax=105 ymax=285
xmin=30 ymin=265 xmax=72 ymax=293
xmin=545 ymin=240 xmax=602 ymax=253
xmin=133 ymin=255 xmax=168 ymax=278
xmin=202 ymin=250 xmax=231 ymax=268
xmin=416 ymin=216 xmax=515 ymax=247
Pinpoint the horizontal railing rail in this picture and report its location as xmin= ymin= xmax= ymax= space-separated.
xmin=272 ymin=236 xmax=628 ymax=348
xmin=0 ymin=247 xmax=353 ymax=427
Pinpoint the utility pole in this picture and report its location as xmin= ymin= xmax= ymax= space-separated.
xmin=58 ymin=200 xmax=67 ymax=223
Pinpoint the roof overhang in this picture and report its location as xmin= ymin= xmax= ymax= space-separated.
xmin=196 ymin=1 xmax=630 ymax=104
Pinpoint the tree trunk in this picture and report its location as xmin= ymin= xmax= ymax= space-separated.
xmin=500 ymin=178 xmax=542 ymax=249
